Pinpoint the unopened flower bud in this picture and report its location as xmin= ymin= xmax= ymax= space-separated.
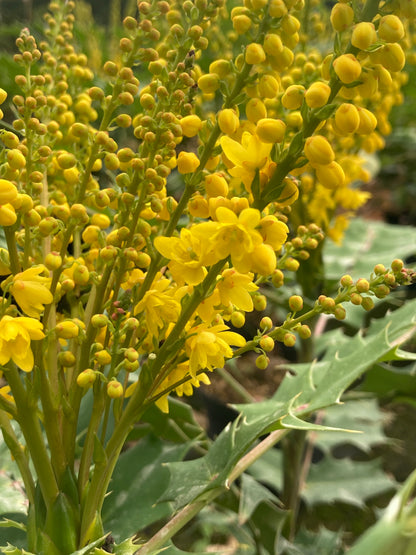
xmin=260 ymin=335 xmax=275 ymax=352
xmin=304 ymin=135 xmax=335 ymax=165
xmin=245 ymin=43 xmax=266 ymax=65
xmin=218 ymin=109 xmax=239 ymax=135
xmin=334 ymin=103 xmax=360 ymax=134
xmin=333 ymin=54 xmax=361 ymax=84
xmin=198 ymin=73 xmax=220 ymax=94
xmin=351 ymin=22 xmax=377 ymax=50
xmin=283 ymin=333 xmax=296 ymax=347
xmin=256 ymin=354 xmax=270 ymax=370
xmin=356 ymin=278 xmax=370 ymax=293
xmin=177 ymin=151 xmax=200 ymax=174
xmin=256 ymin=118 xmax=286 ymax=143
xmin=334 ymin=305 xmax=346 ymax=320
xmin=56 ymin=320 xmax=79 ymax=339
xmin=107 ymin=380 xmax=123 ymax=399
xmin=281 ymin=85 xmax=305 ymax=110
xmin=304 ymin=81 xmax=331 ymax=109
xmin=180 ymin=114 xmax=202 ymax=138
xmin=289 ymin=295 xmax=303 ymax=312
xmin=77 ymin=369 xmax=96 ymax=388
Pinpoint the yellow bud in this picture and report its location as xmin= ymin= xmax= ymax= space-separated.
xmin=286 ymin=111 xmax=303 ymax=128
xmin=356 ymin=107 xmax=377 ymax=134
xmin=205 ymin=173 xmax=229 ymax=197
xmin=0 ymin=204 xmax=17 ymax=226
xmin=256 ymin=118 xmax=286 ymax=143
xmin=7 ymin=149 xmax=26 ymax=169
xmin=304 ymin=81 xmax=331 ymax=108
xmin=0 ymin=88 xmax=7 ymax=104
xmin=188 ymin=193 xmax=209 ymax=218
xmin=250 ymin=243 xmax=276 ymax=275
xmin=177 ymin=151 xmax=200 ymax=174
xmin=233 ymin=14 xmax=252 ymax=34
xmin=231 ymin=311 xmax=245 ymax=328
xmin=315 ymin=161 xmax=345 ymax=189
xmin=56 ymin=320 xmax=79 ymax=339
xmin=334 ymin=103 xmax=360 ymax=133
xmin=351 ymin=22 xmax=377 ymax=50
xmin=263 ymin=33 xmax=283 ymax=55
xmin=281 ymin=14 xmax=300 ymax=35
xmin=281 ymin=85 xmax=305 ymax=109
xmin=77 ymin=369 xmax=96 ymax=388
xmin=180 ymin=115 xmax=202 ymax=138
xmin=82 ymin=225 xmax=101 ymax=244
xmin=44 ymin=252 xmax=62 ymax=270
xmin=259 ymin=335 xmax=275 ymax=352
xmin=57 ymin=152 xmax=77 ymax=169
xmin=0 ymin=179 xmax=18 ymax=204
xmin=107 ymin=380 xmax=124 ymax=399
xmin=63 ymin=167 xmax=79 ymax=185
xmin=333 ymin=54 xmax=361 ymax=84
xmin=218 ymin=109 xmax=240 ymax=135
xmin=304 ymin=135 xmax=335 ymax=165
xmin=73 ymin=264 xmax=90 ymax=286
xmin=245 ymin=43 xmax=266 ymax=65
xmin=198 ymin=73 xmax=220 ymax=94
xmin=91 ymin=213 xmax=110 ymax=229
xmin=330 ymin=3 xmax=354 ymax=32
xmin=258 ymin=74 xmax=280 ymax=98
xmin=95 ymin=349 xmax=112 ymax=365
xmin=209 ymin=59 xmax=231 ymax=78
xmin=246 ymin=98 xmax=267 ymax=123
xmin=378 ymin=15 xmax=405 ymax=42
xmin=269 ymin=0 xmax=288 ymax=17
xmin=378 ymin=43 xmax=405 ymax=72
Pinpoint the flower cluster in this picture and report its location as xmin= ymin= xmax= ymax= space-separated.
xmin=0 ymin=0 xmax=414 ymax=552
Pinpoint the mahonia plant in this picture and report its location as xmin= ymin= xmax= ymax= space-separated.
xmin=0 ymin=0 xmax=415 ymax=552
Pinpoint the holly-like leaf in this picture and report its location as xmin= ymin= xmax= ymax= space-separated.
xmin=102 ymin=435 xmax=190 ymax=542
xmin=303 ymin=457 xmax=396 ymax=506
xmin=324 ymin=218 xmax=416 ymax=280
xmin=160 ymin=299 xmax=416 ymax=512
xmin=238 ymin=474 xmax=282 ymax=525
xmin=314 ymin=398 xmax=388 ymax=454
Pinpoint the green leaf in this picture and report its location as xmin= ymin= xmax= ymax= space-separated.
xmin=277 ymin=527 xmax=344 ymax=555
xmin=324 ymin=218 xmax=416 ymax=280
xmin=314 ymin=399 xmax=388 ymax=454
xmin=102 ymin=434 xmax=190 ymax=542
xmin=238 ymin=474 xmax=282 ymax=525
xmin=0 ymin=521 xmax=25 ymax=531
xmin=303 ymin=457 xmax=396 ymax=506
xmin=161 ymin=300 xmax=416 ymax=510
xmin=348 ymin=468 xmax=416 ymax=555
xmin=0 ymin=474 xmax=26 ymax=516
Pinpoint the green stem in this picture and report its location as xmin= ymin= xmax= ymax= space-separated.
xmin=80 ymin=259 xmax=227 ymax=543
xmin=5 ymin=365 xmax=59 ymax=509
xmin=281 ymin=430 xmax=307 ymax=541
xmin=136 ymin=429 xmax=289 ymax=554
xmin=4 ymin=226 xmax=20 ymax=274
xmin=0 ymin=409 xmax=35 ymax=505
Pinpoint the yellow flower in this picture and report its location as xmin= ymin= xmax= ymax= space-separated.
xmin=0 ymin=315 xmax=45 ymax=372
xmin=220 ymin=132 xmax=272 ymax=189
xmin=134 ymin=278 xmax=181 ymax=337
xmin=217 ymin=269 xmax=258 ymax=311
xmin=185 ymin=323 xmax=245 ymax=377
xmin=6 ymin=265 xmax=53 ymax=318
xmin=259 ymin=215 xmax=289 ymax=249
xmin=154 ymin=228 xmax=216 ymax=286
xmin=193 ymin=207 xmax=264 ymax=273
xmin=152 ymin=362 xmax=211 ymax=413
